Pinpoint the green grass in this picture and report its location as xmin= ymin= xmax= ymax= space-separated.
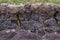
xmin=0 ymin=0 xmax=60 ymax=4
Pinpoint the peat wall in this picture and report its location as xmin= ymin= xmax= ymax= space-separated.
xmin=0 ymin=3 xmax=60 ymax=36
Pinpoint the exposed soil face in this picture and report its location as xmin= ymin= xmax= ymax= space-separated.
xmin=0 ymin=29 xmax=38 ymax=40
xmin=0 ymin=3 xmax=60 ymax=40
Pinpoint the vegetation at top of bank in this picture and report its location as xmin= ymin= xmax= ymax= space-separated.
xmin=0 ymin=0 xmax=60 ymax=4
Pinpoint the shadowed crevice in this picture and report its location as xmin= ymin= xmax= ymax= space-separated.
xmin=54 ymin=11 xmax=58 ymax=23
xmin=16 ymin=14 xmax=21 ymax=29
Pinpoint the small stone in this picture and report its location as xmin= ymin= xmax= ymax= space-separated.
xmin=56 ymin=28 xmax=60 ymax=33
xmin=0 ymin=3 xmax=7 ymax=13
xmin=30 ymin=3 xmax=39 ymax=10
xmin=29 ymin=20 xmax=43 ymax=29
xmin=42 ymin=32 xmax=60 ymax=40
xmin=6 ymin=30 xmax=10 ymax=33
xmin=44 ymin=27 xmax=55 ymax=33
xmin=44 ymin=18 xmax=56 ymax=26
xmin=29 ymin=20 xmax=44 ymax=33
xmin=30 ymin=27 xmax=36 ymax=33
xmin=19 ymin=13 xmax=31 ymax=21
xmin=39 ymin=15 xmax=46 ymax=22
xmin=38 ymin=29 xmax=45 ymax=37
xmin=11 ymin=29 xmax=16 ymax=32
xmin=7 ymin=4 xmax=18 ymax=14
xmin=21 ymin=21 xmax=30 ymax=30
xmin=31 ymin=13 xmax=39 ymax=21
